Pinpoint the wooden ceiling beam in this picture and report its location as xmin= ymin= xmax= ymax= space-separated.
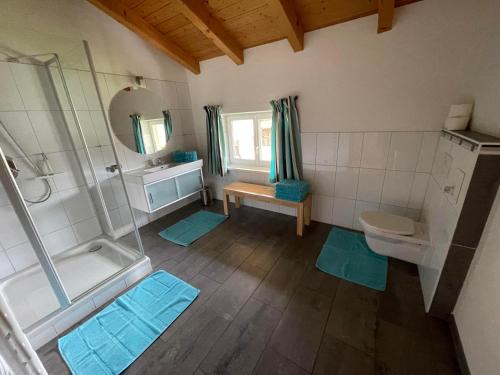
xmin=87 ymin=0 xmax=200 ymax=74
xmin=378 ymin=0 xmax=395 ymax=33
xmin=269 ymin=0 xmax=304 ymax=52
xmin=176 ymin=0 xmax=244 ymax=65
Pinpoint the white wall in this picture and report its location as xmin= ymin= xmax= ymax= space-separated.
xmin=0 ymin=0 xmax=197 ymax=281
xmin=453 ymin=191 xmax=500 ymax=374
xmin=188 ymin=0 xmax=492 ymax=137
xmin=186 ymin=0 xmax=500 ymax=227
xmin=464 ymin=1 xmax=500 ymax=138
xmin=0 ymin=0 xmax=187 ymax=82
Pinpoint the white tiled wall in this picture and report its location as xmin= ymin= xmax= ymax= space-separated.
xmin=0 ymin=61 xmax=196 ymax=280
xmin=208 ymin=131 xmax=440 ymax=231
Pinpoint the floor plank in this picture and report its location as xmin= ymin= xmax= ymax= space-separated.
xmin=205 ymin=262 xmax=268 ymax=320
xmin=160 ymin=274 xmax=220 ymax=342
xmin=374 ymin=319 xmax=436 ymax=375
xmin=199 ymin=298 xmax=281 ymax=375
xmin=253 ymin=256 xmax=308 ymax=311
xmin=253 ymin=347 xmax=310 ymax=375
xmin=166 ymin=246 xmax=220 ymax=281
xmin=200 ymin=242 xmax=257 ymax=283
xmin=245 ymin=237 xmax=286 ymax=271
xmin=125 ymin=305 xmax=233 ymax=375
xmin=313 ymin=335 xmax=375 ymax=375
xmin=326 ymin=280 xmax=381 ymax=356
xmin=268 ymin=286 xmax=332 ymax=372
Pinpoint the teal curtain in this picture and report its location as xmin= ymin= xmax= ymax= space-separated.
xmin=162 ymin=110 xmax=173 ymax=142
xmin=130 ymin=113 xmax=145 ymax=154
xmin=204 ymin=105 xmax=227 ymax=177
xmin=269 ymin=96 xmax=302 ymax=183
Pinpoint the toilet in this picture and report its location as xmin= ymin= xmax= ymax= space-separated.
xmin=359 ymin=211 xmax=430 ymax=265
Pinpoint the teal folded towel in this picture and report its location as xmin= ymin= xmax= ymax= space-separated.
xmin=276 ymin=179 xmax=310 ymax=192
xmin=275 ymin=191 xmax=308 ymax=202
xmin=316 ymin=227 xmax=388 ymax=291
xmin=58 ymin=271 xmax=199 ymax=375
xmin=275 ymin=179 xmax=310 ymax=202
xmin=172 ymin=150 xmax=198 ymax=163
xmin=159 ymin=210 xmax=226 ymax=246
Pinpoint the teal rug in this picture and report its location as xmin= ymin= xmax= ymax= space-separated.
xmin=58 ymin=271 xmax=199 ymax=375
xmin=316 ymin=227 xmax=388 ymax=291
xmin=159 ymin=210 xmax=226 ymax=246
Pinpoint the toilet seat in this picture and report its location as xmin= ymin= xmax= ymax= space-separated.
xmin=359 ymin=211 xmax=415 ymax=236
xmin=358 ymin=211 xmax=431 ymax=264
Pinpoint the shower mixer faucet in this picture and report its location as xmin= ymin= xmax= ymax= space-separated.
xmin=105 ymin=164 xmax=121 ymax=173
xmin=5 ymin=156 xmax=19 ymax=178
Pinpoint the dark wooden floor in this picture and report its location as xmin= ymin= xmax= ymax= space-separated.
xmin=38 ymin=200 xmax=459 ymax=375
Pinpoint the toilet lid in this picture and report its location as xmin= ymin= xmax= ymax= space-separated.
xmin=359 ymin=211 xmax=415 ymax=235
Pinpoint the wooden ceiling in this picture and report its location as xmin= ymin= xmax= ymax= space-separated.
xmin=88 ymin=0 xmax=421 ymax=74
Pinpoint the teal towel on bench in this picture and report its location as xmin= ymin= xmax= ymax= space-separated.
xmin=159 ymin=210 xmax=226 ymax=246
xmin=316 ymin=227 xmax=388 ymax=291
xmin=275 ymin=179 xmax=310 ymax=202
xmin=58 ymin=271 xmax=199 ymax=375
xmin=275 ymin=191 xmax=308 ymax=202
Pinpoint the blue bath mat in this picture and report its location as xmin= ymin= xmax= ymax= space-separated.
xmin=159 ymin=210 xmax=226 ymax=246
xmin=58 ymin=271 xmax=199 ymax=375
xmin=316 ymin=227 xmax=388 ymax=291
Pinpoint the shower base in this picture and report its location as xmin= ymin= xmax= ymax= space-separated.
xmin=0 ymin=238 xmax=151 ymax=350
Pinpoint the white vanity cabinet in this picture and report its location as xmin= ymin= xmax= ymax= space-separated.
xmin=123 ymin=160 xmax=204 ymax=213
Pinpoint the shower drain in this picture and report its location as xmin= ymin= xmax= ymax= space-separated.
xmin=88 ymin=245 xmax=103 ymax=252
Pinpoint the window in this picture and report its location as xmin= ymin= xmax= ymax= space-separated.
xmin=224 ymin=111 xmax=272 ymax=169
xmin=140 ymin=118 xmax=166 ymax=154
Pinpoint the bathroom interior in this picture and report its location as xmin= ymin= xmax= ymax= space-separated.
xmin=0 ymin=0 xmax=499 ymax=374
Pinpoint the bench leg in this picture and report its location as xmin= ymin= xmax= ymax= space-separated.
xmin=297 ymin=203 xmax=304 ymax=236
xmin=235 ymin=196 xmax=241 ymax=208
xmin=223 ymin=192 xmax=230 ymax=216
xmin=304 ymin=195 xmax=312 ymax=226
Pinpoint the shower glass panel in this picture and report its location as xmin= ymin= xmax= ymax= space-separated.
xmin=0 ymin=151 xmax=67 ymax=329
xmin=0 ymin=41 xmax=144 ymax=331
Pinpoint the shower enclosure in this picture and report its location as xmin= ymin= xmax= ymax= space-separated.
xmin=0 ymin=41 xmax=151 ymax=351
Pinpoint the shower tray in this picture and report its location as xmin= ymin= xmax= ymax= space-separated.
xmin=0 ymin=238 xmax=152 ymax=350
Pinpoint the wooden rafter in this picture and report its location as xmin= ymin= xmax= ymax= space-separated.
xmin=87 ymin=0 xmax=200 ymax=74
xmin=269 ymin=0 xmax=304 ymax=52
xmin=378 ymin=0 xmax=395 ymax=33
xmin=176 ymin=0 xmax=244 ymax=65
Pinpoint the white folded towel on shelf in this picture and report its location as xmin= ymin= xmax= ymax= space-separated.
xmin=444 ymin=116 xmax=470 ymax=131
xmin=444 ymin=103 xmax=473 ymax=130
xmin=448 ymin=103 xmax=473 ymax=118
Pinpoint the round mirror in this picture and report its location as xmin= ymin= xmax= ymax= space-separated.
xmin=109 ymin=87 xmax=171 ymax=155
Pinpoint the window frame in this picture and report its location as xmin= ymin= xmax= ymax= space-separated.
xmin=223 ymin=110 xmax=272 ymax=170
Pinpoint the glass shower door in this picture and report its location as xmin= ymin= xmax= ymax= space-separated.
xmin=0 ymin=41 xmax=145 ymax=333
xmin=0 ymin=148 xmax=69 ymax=330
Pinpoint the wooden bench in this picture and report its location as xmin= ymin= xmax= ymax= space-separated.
xmin=223 ymin=182 xmax=312 ymax=236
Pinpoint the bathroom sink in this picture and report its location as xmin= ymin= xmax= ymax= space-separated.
xmin=144 ymin=164 xmax=170 ymax=173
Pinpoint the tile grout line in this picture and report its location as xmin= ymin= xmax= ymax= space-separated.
xmin=310 ymin=277 xmax=341 ymax=374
